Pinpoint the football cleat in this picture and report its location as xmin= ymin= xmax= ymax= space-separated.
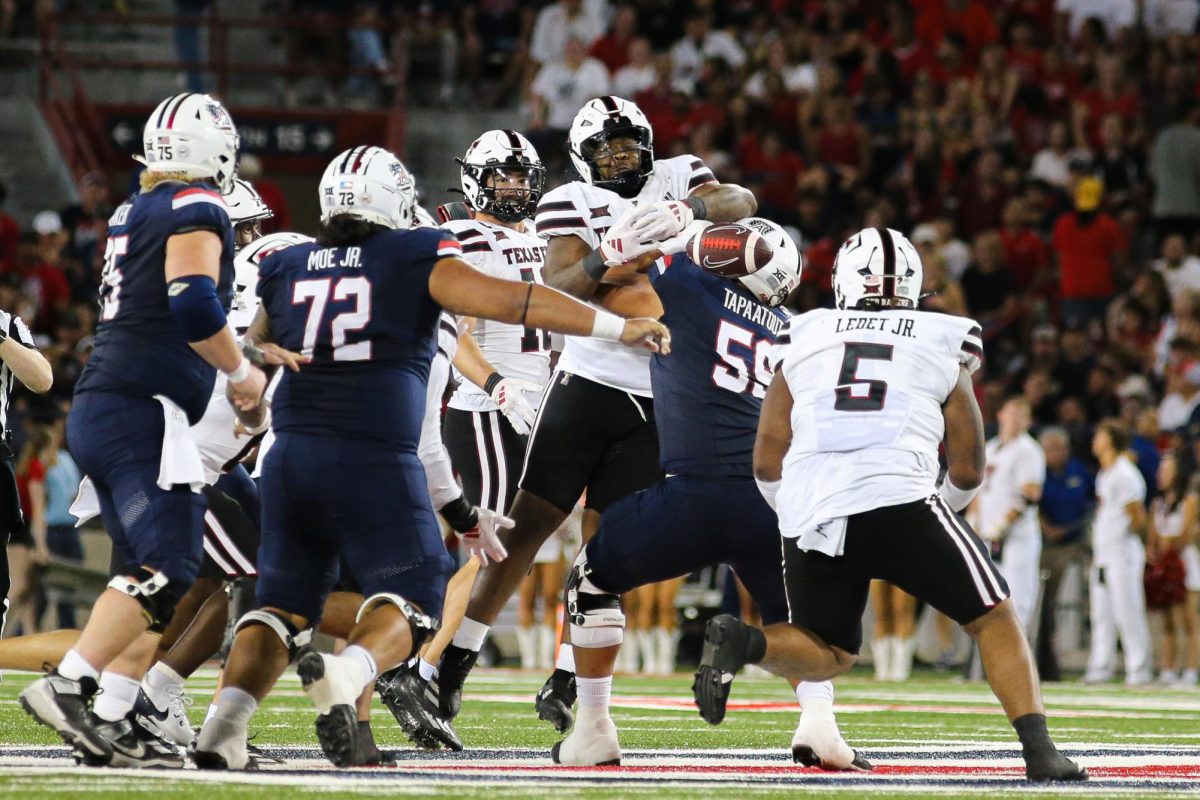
xmin=19 ymin=673 xmax=112 ymax=762
xmin=297 ymin=651 xmax=364 ymax=767
xmin=134 ymin=686 xmax=195 ymax=748
xmin=435 ymin=645 xmax=479 ymax=721
xmin=1025 ymin=750 xmax=1088 ymax=782
xmin=791 ymin=705 xmax=872 ymax=771
xmin=535 ymin=668 xmax=577 ymax=734
xmin=351 ymin=720 xmax=397 ymax=767
xmin=692 ymin=614 xmax=753 ymax=725
xmin=192 ymin=717 xmax=252 ymax=770
xmin=550 ymin=713 xmax=621 ymax=766
xmin=93 ymin=714 xmax=185 ymax=769
xmin=377 ymin=665 xmax=463 ymax=751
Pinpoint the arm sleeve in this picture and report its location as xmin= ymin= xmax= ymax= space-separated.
xmin=955 ymin=319 xmax=984 ymax=374
xmin=684 ymin=155 xmax=718 ymax=194
xmin=10 ymin=314 xmax=36 ymax=348
xmin=167 ymin=187 xmax=231 ymax=236
xmin=417 ymin=351 xmax=463 ymax=509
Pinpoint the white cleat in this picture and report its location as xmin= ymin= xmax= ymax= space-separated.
xmin=791 ymin=704 xmax=872 ymax=772
xmin=135 ymin=685 xmax=196 ymax=748
xmin=192 ymin=717 xmax=250 ymax=770
xmin=550 ymin=714 xmax=621 ymax=766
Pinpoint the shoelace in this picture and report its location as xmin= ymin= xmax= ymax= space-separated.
xmin=163 ymin=684 xmax=194 ymax=723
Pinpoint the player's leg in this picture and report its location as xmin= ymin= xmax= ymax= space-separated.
xmin=1084 ymin=565 xmax=1117 ymax=682
xmin=0 ymin=628 xmax=81 ymax=671
xmin=6 ymin=540 xmax=37 ymax=636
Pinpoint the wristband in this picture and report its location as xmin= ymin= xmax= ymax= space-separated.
xmin=243 ymin=407 xmax=271 ymax=436
xmin=755 ymin=477 xmax=780 ymax=511
xmin=591 ymin=310 xmax=625 ymax=341
xmin=938 ymin=476 xmax=979 ymax=513
xmin=226 ymin=357 xmax=252 ymax=384
xmin=685 ymin=195 xmax=708 ymax=220
xmin=483 ymin=371 xmax=504 ymax=396
xmin=581 ymin=250 xmax=609 ymax=282
xmin=439 ymin=494 xmax=479 ymax=533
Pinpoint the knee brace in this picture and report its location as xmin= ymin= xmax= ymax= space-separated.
xmin=108 ymin=568 xmax=179 ymax=634
xmin=233 ymin=608 xmax=313 ymax=661
xmin=566 ymin=549 xmax=625 ymax=648
xmin=357 ymin=593 xmax=439 ymax=659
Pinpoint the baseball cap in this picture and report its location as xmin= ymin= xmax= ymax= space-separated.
xmin=1074 ymin=177 xmax=1103 ymax=212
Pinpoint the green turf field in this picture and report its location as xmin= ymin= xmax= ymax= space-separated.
xmin=1 ymin=666 xmax=1198 ymax=799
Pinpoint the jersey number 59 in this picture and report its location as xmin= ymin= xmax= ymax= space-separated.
xmin=712 ymin=319 xmax=774 ymax=398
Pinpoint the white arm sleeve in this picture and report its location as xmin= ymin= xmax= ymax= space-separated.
xmin=418 ymin=351 xmax=463 ymax=509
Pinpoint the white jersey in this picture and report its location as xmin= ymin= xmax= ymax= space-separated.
xmin=977 ymin=433 xmax=1045 ymax=545
xmin=1093 ymin=455 xmax=1147 ymax=567
xmin=441 ymin=218 xmax=551 ymax=413
xmin=774 ymin=307 xmax=983 ymax=538
xmin=534 ymin=154 xmax=717 ymax=396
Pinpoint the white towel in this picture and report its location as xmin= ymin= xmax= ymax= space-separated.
xmin=70 ymin=476 xmax=101 ymax=527
xmin=795 ymin=516 xmax=848 ymax=558
xmin=155 ymin=394 xmax=206 ymax=492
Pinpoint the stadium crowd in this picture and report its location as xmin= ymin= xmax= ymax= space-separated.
xmin=2 ymin=0 xmax=1200 ymax=685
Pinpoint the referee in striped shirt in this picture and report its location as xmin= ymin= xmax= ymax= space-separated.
xmin=0 ymin=308 xmax=53 ymax=638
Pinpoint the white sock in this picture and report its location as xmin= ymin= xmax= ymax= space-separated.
xmin=796 ymin=680 xmax=834 ymax=713
xmin=418 ymin=658 xmax=438 ymax=681
xmin=555 ymin=644 xmax=576 ymax=673
xmin=94 ymin=672 xmax=140 ymax=722
xmin=204 ymin=703 xmax=218 ymax=725
xmin=576 ymin=675 xmax=611 ymax=722
xmin=213 ymin=686 xmax=257 ymax=727
xmin=57 ymin=649 xmax=99 ymax=682
xmin=145 ymin=662 xmax=185 ymax=695
xmin=451 ymin=617 xmax=491 ymax=652
xmin=340 ymin=645 xmax=377 ymax=689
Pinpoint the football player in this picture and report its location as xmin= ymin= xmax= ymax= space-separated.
xmin=433 ymin=95 xmax=758 ymax=734
xmin=550 ymin=217 xmax=867 ymax=770
xmin=19 ymin=93 xmax=268 ymax=767
xmin=192 ymin=145 xmax=668 ymax=769
xmin=694 ymin=227 xmax=1086 ymax=782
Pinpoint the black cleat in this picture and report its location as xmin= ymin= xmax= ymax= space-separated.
xmin=436 ymin=645 xmax=479 ymax=721
xmin=350 ymin=721 xmax=396 ymax=766
xmin=96 ymin=714 xmax=186 ymax=769
xmin=377 ymin=666 xmax=464 ymax=751
xmin=1026 ymin=751 xmax=1089 ymax=782
xmin=19 ymin=673 xmax=111 ymax=763
xmin=535 ymin=669 xmax=577 ymax=734
xmin=692 ymin=614 xmax=753 ymax=725
xmin=793 ymin=744 xmax=874 ymax=771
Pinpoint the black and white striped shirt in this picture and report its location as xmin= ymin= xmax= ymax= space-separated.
xmin=0 ymin=311 xmax=37 ymax=457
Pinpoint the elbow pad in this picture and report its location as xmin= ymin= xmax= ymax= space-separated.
xmin=938 ymin=477 xmax=979 ymax=513
xmin=168 ymin=275 xmax=228 ymax=342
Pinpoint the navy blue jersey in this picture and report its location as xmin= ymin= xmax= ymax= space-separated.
xmin=75 ymin=181 xmax=235 ymax=424
xmin=257 ymin=227 xmax=462 ymax=449
xmin=648 ymin=254 xmax=790 ymax=478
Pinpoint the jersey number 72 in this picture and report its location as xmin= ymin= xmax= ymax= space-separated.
xmin=292 ymin=277 xmax=372 ymax=361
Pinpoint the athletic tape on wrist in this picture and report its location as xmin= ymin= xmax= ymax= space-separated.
xmin=591 ymin=311 xmax=625 ymax=341
xmin=226 ymin=357 xmax=251 ymax=384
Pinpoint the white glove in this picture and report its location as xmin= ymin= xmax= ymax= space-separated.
xmin=597 ymin=209 xmax=660 ymax=266
xmin=628 ymin=199 xmax=694 ymax=242
xmin=490 ymin=377 xmax=540 ymax=435
xmin=657 ymin=219 xmax=711 ymax=257
xmin=458 ymin=508 xmax=513 ymax=566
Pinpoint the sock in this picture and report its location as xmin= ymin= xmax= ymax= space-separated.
xmin=796 ymin=680 xmax=834 ymax=712
xmin=57 ymin=649 xmax=99 ymax=682
xmin=340 ymin=645 xmax=378 ymax=689
xmin=451 ymin=617 xmax=491 ymax=652
xmin=576 ymin=675 xmax=611 ymax=722
xmin=1013 ymin=713 xmax=1055 ymax=755
xmin=745 ymin=626 xmax=767 ymax=664
xmin=204 ymin=703 xmax=218 ymax=725
xmin=517 ymin=627 xmax=537 ymax=669
xmin=213 ymin=686 xmax=258 ymax=727
xmin=418 ymin=658 xmax=438 ymax=681
xmin=94 ymin=672 xmax=140 ymax=722
xmin=145 ymin=662 xmax=185 ymax=696
xmin=555 ymin=644 xmax=576 ymax=673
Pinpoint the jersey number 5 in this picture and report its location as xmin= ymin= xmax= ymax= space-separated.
xmin=834 ymin=342 xmax=893 ymax=411
xmin=292 ymin=276 xmax=372 ymax=361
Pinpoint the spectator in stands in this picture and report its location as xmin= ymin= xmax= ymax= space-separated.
xmin=612 ymin=36 xmax=655 ymax=99
xmin=1056 ymin=0 xmax=1136 ymax=44
xmin=999 ymin=197 xmax=1051 ymax=298
xmin=1150 ymin=101 xmax=1200 ymax=244
xmin=590 ymin=3 xmax=636 ymax=75
xmin=1144 ymin=0 xmax=1200 ymax=38
xmin=1052 ymin=177 xmax=1127 ymax=331
xmin=669 ymin=10 xmax=745 ymax=91
xmin=9 ymin=423 xmax=54 ymax=635
xmin=956 ymin=148 xmax=1011 ymax=240
xmin=1036 ymin=425 xmax=1093 ymax=681
xmin=1146 ymin=450 xmax=1200 ymax=685
xmin=459 ymin=1 xmax=535 ymax=107
xmin=237 ymin=155 xmax=290 ymax=235
xmin=6 ymin=221 xmax=70 ymax=333
xmin=917 ymin=238 xmax=968 ymax=317
xmin=174 ymin=0 xmax=213 ymax=93
xmin=0 ymin=180 xmax=19 ymax=273
xmin=1092 ymin=114 xmax=1143 ymax=210
xmin=345 ymin=2 xmax=393 ymax=101
xmin=41 ymin=417 xmax=80 ymax=629
xmin=961 ymin=230 xmax=1018 ymax=330
xmin=528 ymin=35 xmax=609 ymax=175
xmin=1154 ymin=234 xmax=1200 ymax=302
xmin=529 ymin=0 xmax=604 ymax=72
xmin=58 ymin=172 xmax=110 ymax=277
xmin=1029 ymin=120 xmax=1089 ymax=190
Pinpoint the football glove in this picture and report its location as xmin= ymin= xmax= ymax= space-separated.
xmin=490 ymin=377 xmax=540 ymax=436
xmin=628 ymin=200 xmax=694 ymax=243
xmin=597 ymin=208 xmax=659 ymax=267
xmin=458 ymin=508 xmax=513 ymax=566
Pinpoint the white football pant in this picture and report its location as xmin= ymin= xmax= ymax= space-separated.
xmin=1086 ymin=541 xmax=1152 ymax=683
xmin=997 ymin=536 xmax=1042 ymax=635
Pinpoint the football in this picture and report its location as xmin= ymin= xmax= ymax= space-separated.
xmin=686 ymin=222 xmax=774 ymax=278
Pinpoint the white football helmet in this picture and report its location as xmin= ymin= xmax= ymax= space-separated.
xmin=319 ymin=146 xmax=415 ymax=229
xmin=568 ymin=96 xmax=654 ymax=198
xmin=735 ymin=217 xmax=802 ymax=308
xmin=832 ymin=227 xmax=923 ymax=310
xmin=229 ymin=231 xmax=314 ymax=331
xmin=225 ymin=179 xmax=273 ymax=226
xmin=412 ymin=205 xmax=438 ymax=228
xmin=139 ymin=93 xmax=239 ymax=194
xmin=459 ymin=129 xmax=545 ymax=222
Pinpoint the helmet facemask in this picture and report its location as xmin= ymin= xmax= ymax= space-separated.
xmin=576 ymin=127 xmax=653 ymax=198
xmin=461 ymin=162 xmax=545 ymax=222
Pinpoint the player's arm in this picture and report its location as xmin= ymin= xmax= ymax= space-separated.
xmin=939 ymin=366 xmax=986 ymax=511
xmin=541 ymin=233 xmax=659 ymax=301
xmin=0 ymin=312 xmax=52 ymax=393
xmin=452 ymin=319 xmax=494 ymax=389
xmin=429 ymin=257 xmax=670 ymax=354
xmin=689 ymin=181 xmax=758 ymax=224
xmin=752 ymin=371 xmax=794 ymax=510
xmin=164 ymin=230 xmax=265 ymax=410
xmin=453 ymin=319 xmax=542 ymax=435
